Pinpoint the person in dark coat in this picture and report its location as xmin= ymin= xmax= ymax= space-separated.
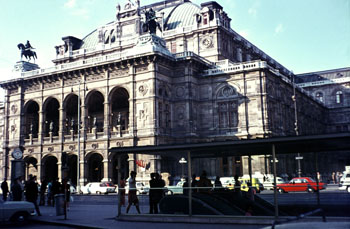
xmin=11 ymin=178 xmax=23 ymax=201
xmin=51 ymin=178 xmax=61 ymax=207
xmin=1 ymin=179 xmax=9 ymax=201
xmin=191 ymin=174 xmax=198 ymax=193
xmin=39 ymin=179 xmax=47 ymax=206
xmin=25 ymin=175 xmax=41 ymax=216
xmin=149 ymin=173 xmax=165 ymax=214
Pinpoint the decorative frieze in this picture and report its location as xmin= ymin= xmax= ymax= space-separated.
xmin=44 ymin=81 xmax=60 ymax=89
xmin=86 ymin=73 xmax=105 ymax=82
xmin=25 ymin=84 xmax=40 ymax=92
xmin=135 ymin=64 xmax=148 ymax=73
xmin=110 ymin=68 xmax=129 ymax=78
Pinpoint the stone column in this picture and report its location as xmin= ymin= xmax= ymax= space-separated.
xmin=236 ymin=47 xmax=242 ymax=62
xmin=103 ymin=101 xmax=110 ymax=136
xmin=59 ymin=108 xmax=65 ymax=140
xmin=38 ymin=110 xmax=44 ymax=143
xmin=79 ymin=157 xmax=85 ymax=186
xmin=37 ymin=157 xmax=42 ymax=182
xmin=57 ymin=162 xmax=62 ymax=181
xmin=102 ymin=157 xmax=109 ymax=182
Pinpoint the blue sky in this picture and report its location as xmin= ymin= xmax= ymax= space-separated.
xmin=0 ymin=0 xmax=349 ymax=96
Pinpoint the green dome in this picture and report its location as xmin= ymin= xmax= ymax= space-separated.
xmin=162 ymin=2 xmax=201 ymax=30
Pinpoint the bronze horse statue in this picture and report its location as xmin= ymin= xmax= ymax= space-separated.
xmin=17 ymin=43 xmax=37 ymax=61
xmin=143 ymin=8 xmax=162 ymax=34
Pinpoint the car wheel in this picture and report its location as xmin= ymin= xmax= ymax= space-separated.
xmin=11 ymin=212 xmax=28 ymax=222
xmin=347 ymin=186 xmax=350 ymax=193
xmin=166 ymin=190 xmax=173 ymax=195
xmin=307 ymin=187 xmax=314 ymax=193
xmin=278 ymin=188 xmax=284 ymax=193
xmin=96 ymin=191 xmax=101 ymax=195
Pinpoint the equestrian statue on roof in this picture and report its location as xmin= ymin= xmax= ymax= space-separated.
xmin=17 ymin=40 xmax=37 ymax=62
xmin=143 ymin=8 xmax=162 ymax=34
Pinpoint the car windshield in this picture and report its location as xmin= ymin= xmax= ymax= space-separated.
xmin=308 ymin=178 xmax=316 ymax=182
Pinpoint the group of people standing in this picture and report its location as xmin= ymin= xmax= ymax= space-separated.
xmin=1 ymin=175 xmax=42 ymax=216
xmin=124 ymin=171 xmax=166 ymax=214
xmin=1 ymin=176 xmax=72 ymax=216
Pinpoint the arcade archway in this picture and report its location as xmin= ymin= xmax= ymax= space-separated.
xmin=24 ymin=156 xmax=38 ymax=180
xmin=87 ymin=153 xmax=103 ymax=182
xmin=42 ymin=155 xmax=58 ymax=182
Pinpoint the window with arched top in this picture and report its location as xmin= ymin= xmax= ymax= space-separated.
xmin=336 ymin=91 xmax=343 ymax=104
xmin=316 ymin=92 xmax=323 ymax=102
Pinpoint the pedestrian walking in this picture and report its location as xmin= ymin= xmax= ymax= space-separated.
xmin=47 ymin=180 xmax=52 ymax=206
xmin=25 ymin=175 xmax=41 ymax=216
xmin=214 ymin=176 xmax=222 ymax=191
xmin=1 ymin=179 xmax=9 ymax=201
xmin=11 ymin=177 xmax=23 ymax=201
xmin=317 ymin=172 xmax=322 ymax=182
xmin=63 ymin=179 xmax=71 ymax=211
xmin=332 ymin=172 xmax=336 ymax=184
xmin=126 ymin=171 xmax=140 ymax=214
xmin=234 ymin=175 xmax=241 ymax=196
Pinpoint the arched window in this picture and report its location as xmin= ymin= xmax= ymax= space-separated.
xmin=316 ymin=92 xmax=323 ymax=102
xmin=336 ymin=91 xmax=343 ymax=104
xmin=218 ymin=101 xmax=238 ymax=128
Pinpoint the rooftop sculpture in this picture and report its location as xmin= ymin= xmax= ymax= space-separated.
xmin=17 ymin=40 xmax=37 ymax=62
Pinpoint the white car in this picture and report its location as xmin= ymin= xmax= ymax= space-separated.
xmin=125 ymin=182 xmax=150 ymax=195
xmin=80 ymin=182 xmax=117 ymax=194
xmin=339 ymin=172 xmax=350 ymax=193
xmin=0 ymin=201 xmax=35 ymax=223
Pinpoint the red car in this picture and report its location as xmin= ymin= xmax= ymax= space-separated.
xmin=277 ymin=177 xmax=327 ymax=193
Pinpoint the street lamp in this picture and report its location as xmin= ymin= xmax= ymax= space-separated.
xmin=77 ymin=80 xmax=81 ymax=193
xmin=179 ymin=157 xmax=187 ymax=179
xmin=292 ymin=73 xmax=302 ymax=177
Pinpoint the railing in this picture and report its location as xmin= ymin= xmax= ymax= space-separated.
xmin=202 ymin=60 xmax=268 ymax=76
xmin=297 ymin=76 xmax=350 ymax=88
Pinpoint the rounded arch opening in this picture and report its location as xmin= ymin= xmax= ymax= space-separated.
xmin=87 ymin=153 xmax=103 ymax=182
xmin=86 ymin=91 xmax=105 ymax=133
xmin=64 ymin=94 xmax=80 ymax=134
xmin=23 ymin=100 xmax=39 ymax=138
xmin=43 ymin=97 xmax=60 ymax=136
xmin=42 ymin=155 xmax=58 ymax=182
xmin=24 ymin=156 xmax=38 ymax=180
xmin=110 ymin=87 xmax=129 ymax=132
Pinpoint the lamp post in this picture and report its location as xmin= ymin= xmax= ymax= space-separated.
xmin=292 ymin=73 xmax=302 ymax=177
xmin=77 ymin=80 xmax=81 ymax=193
xmin=179 ymin=157 xmax=187 ymax=179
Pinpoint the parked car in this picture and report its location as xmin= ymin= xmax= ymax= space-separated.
xmin=339 ymin=171 xmax=350 ymax=193
xmin=80 ymin=182 xmax=117 ymax=194
xmin=125 ymin=182 xmax=150 ymax=195
xmin=277 ymin=177 xmax=327 ymax=193
xmin=262 ymin=177 xmax=286 ymax=190
xmin=0 ymin=201 xmax=35 ymax=223
xmin=165 ymin=180 xmax=185 ymax=195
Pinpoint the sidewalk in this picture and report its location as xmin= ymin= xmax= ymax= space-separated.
xmin=30 ymin=204 xmax=265 ymax=229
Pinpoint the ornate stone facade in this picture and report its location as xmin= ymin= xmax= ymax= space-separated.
xmin=0 ymin=0 xmax=349 ymax=185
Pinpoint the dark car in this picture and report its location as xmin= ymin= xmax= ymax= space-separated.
xmin=276 ymin=177 xmax=326 ymax=193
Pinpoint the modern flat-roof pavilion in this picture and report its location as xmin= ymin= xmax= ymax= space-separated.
xmin=110 ymin=132 xmax=350 ymax=219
